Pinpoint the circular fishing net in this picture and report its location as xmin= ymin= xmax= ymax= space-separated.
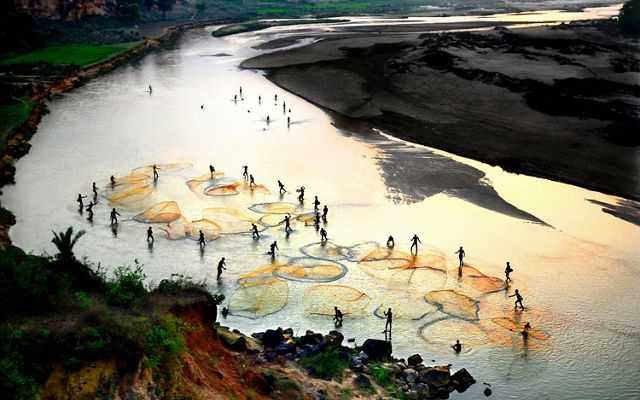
xmin=202 ymin=207 xmax=266 ymax=234
xmin=274 ymin=258 xmax=347 ymax=283
xmin=134 ymin=201 xmax=181 ymax=223
xmin=206 ymin=181 xmax=270 ymax=196
xmin=187 ymin=172 xmax=225 ymax=191
xmin=450 ymin=264 xmax=505 ymax=294
xmin=228 ymin=273 xmax=288 ymax=319
xmin=373 ymin=289 xmax=439 ymax=320
xmin=424 ymin=290 xmax=479 ymax=321
xmin=249 ymin=202 xmax=299 ymax=214
xmin=106 ymin=181 xmax=153 ymax=206
xmin=131 ymin=163 xmax=193 ymax=175
xmin=492 ymin=317 xmax=549 ymax=340
xmin=419 ymin=317 xmax=487 ymax=348
xmin=303 ymin=285 xmax=370 ymax=315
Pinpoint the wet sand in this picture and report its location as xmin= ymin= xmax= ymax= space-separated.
xmin=242 ymin=21 xmax=640 ymax=201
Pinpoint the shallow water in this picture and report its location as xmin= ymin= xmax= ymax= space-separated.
xmin=3 ymin=6 xmax=640 ymax=399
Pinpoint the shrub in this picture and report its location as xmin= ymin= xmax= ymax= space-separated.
xmin=619 ymin=0 xmax=640 ymax=34
xmin=299 ymin=343 xmax=350 ymax=381
xmin=106 ymin=262 xmax=147 ymax=307
xmin=144 ymin=315 xmax=186 ymax=373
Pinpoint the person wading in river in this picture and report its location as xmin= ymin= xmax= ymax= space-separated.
xmin=410 ymin=234 xmax=421 ymax=255
xmin=509 ymin=289 xmax=525 ymax=310
xmin=505 ymin=262 xmax=514 ymax=282
xmin=384 ymin=308 xmax=393 ymax=334
xmin=455 ymin=246 xmax=466 ymax=266
xmin=77 ymin=194 xmax=87 ymax=210
xmin=217 ymin=257 xmax=227 ymax=280
xmin=110 ymin=208 xmax=121 ymax=225
xmin=269 ymin=241 xmax=279 ymax=259
xmin=147 ymin=227 xmax=154 ymax=243
xmin=198 ymin=230 xmax=206 ymax=248
xmin=278 ymin=180 xmax=286 ymax=194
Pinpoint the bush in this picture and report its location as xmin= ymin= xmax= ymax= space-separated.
xmin=107 ymin=262 xmax=147 ymax=307
xmin=619 ymin=0 xmax=640 ymax=34
xmin=299 ymin=344 xmax=350 ymax=381
xmin=155 ymin=273 xmax=206 ymax=294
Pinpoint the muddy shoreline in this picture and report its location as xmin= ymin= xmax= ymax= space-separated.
xmin=243 ymin=19 xmax=640 ymax=202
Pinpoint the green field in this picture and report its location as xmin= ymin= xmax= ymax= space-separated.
xmin=0 ymin=43 xmax=140 ymax=67
xmin=0 ymin=98 xmax=34 ymax=151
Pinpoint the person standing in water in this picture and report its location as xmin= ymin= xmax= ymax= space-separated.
xmin=410 ymin=234 xmax=421 ymax=255
xmin=217 ymin=257 xmax=227 ymax=280
xmin=283 ymin=102 xmax=286 ymax=112
xmin=452 ymin=340 xmax=462 ymax=353
xmin=110 ymin=208 xmax=121 ymax=225
xmin=249 ymin=174 xmax=256 ymax=188
xmin=287 ymin=116 xmax=290 ymax=126
xmin=198 ymin=230 xmax=206 ymax=247
xmin=110 ymin=175 xmax=116 ymax=187
xmin=333 ymin=306 xmax=343 ymax=327
xmin=313 ymin=196 xmax=320 ymax=212
xmin=283 ymin=214 xmax=292 ymax=233
xmin=269 ymin=241 xmax=279 ymax=258
xmin=522 ymin=322 xmax=531 ymax=338
xmin=266 ymin=116 xmax=270 ymax=124
xmin=148 ymin=84 xmax=153 ymax=92
xmin=239 ymin=86 xmax=242 ymax=96
xmin=242 ymin=166 xmax=249 ymax=180
xmin=77 ymin=194 xmax=87 ymax=210
xmin=455 ymin=246 xmax=466 ymax=266
xmin=509 ymin=289 xmax=525 ymax=310
xmin=152 ymin=164 xmax=159 ymax=180
xmin=274 ymin=94 xmax=278 ymax=102
xmin=297 ymin=186 xmax=305 ymax=202
xmin=321 ymin=205 xmax=328 ymax=222
xmin=278 ymin=180 xmax=286 ymax=194
xmin=200 ymin=104 xmax=204 ymax=110
xmin=251 ymin=223 xmax=260 ymax=239
xmin=85 ymin=201 xmax=96 ymax=220
xmin=258 ymin=95 xmax=261 ymax=104
xmin=320 ymin=228 xmax=328 ymax=242
xmin=234 ymin=94 xmax=237 ymax=102
xmin=92 ymin=182 xmax=98 ymax=199
xmin=387 ymin=235 xmax=395 ymax=248
xmin=314 ymin=212 xmax=321 ymax=229
xmin=383 ymin=308 xmax=393 ymax=334
xmin=505 ymin=262 xmax=514 ymax=282
xmin=147 ymin=227 xmax=154 ymax=243
xmin=209 ymin=164 xmax=215 ymax=177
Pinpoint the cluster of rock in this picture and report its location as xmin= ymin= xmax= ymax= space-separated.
xmin=217 ymin=325 xmax=477 ymax=399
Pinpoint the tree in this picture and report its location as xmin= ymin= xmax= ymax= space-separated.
xmin=117 ymin=0 xmax=141 ymax=20
xmin=619 ymin=0 xmax=640 ymax=34
xmin=51 ymin=227 xmax=85 ymax=260
xmin=157 ymin=0 xmax=177 ymax=18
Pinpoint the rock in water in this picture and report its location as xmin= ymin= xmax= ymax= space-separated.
xmin=407 ymin=353 xmax=423 ymax=366
xmin=262 ymin=329 xmax=284 ymax=349
xmin=451 ymin=368 xmax=476 ymax=392
xmin=362 ymin=338 xmax=392 ymax=360
xmin=418 ymin=366 xmax=451 ymax=387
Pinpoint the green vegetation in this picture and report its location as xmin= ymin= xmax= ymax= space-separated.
xmin=0 ymin=228 xmax=222 ymax=399
xmin=0 ymin=97 xmax=33 ymax=147
xmin=619 ymin=0 xmax=640 ymax=34
xmin=299 ymin=343 xmax=351 ymax=380
xmin=368 ymin=361 xmax=404 ymax=398
xmin=0 ymin=44 xmax=137 ymax=68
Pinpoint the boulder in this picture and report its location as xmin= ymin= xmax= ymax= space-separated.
xmin=414 ymin=383 xmax=430 ymax=398
xmin=407 ymin=354 xmax=423 ymax=366
xmin=484 ymin=387 xmax=493 ymax=396
xmin=418 ymin=366 xmax=451 ymax=388
xmin=262 ymin=329 xmax=284 ymax=349
xmin=300 ymin=332 xmax=324 ymax=346
xmin=362 ymin=339 xmax=392 ymax=360
xmin=242 ymin=370 xmax=273 ymax=395
xmin=403 ymin=368 xmax=417 ymax=383
xmin=282 ymin=327 xmax=294 ymax=337
xmin=451 ymin=368 xmax=476 ymax=392
xmin=354 ymin=374 xmax=373 ymax=389
xmin=404 ymin=389 xmax=418 ymax=400
xmin=327 ymin=330 xmax=344 ymax=344
xmin=274 ymin=342 xmax=296 ymax=355
xmin=229 ymin=336 xmax=247 ymax=352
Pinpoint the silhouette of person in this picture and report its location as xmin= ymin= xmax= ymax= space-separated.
xmin=110 ymin=208 xmax=120 ymax=225
xmin=269 ymin=241 xmax=279 ymax=258
xmin=287 ymin=116 xmax=290 ymax=126
xmin=384 ymin=308 xmax=393 ymax=333
xmin=217 ymin=257 xmax=227 ymax=280
xmin=258 ymin=95 xmax=261 ymax=104
xmin=410 ymin=234 xmax=421 ymax=255
xmin=222 ymin=307 xmax=229 ymax=317
xmin=92 ymin=182 xmax=98 ymax=197
xmin=452 ymin=339 xmax=462 ymax=353
xmin=234 ymin=94 xmax=237 ymax=102
xmin=147 ymin=227 xmax=154 ymax=243
xmin=266 ymin=116 xmax=270 ymax=124
xmin=85 ymin=201 xmax=96 ymax=220
xmin=209 ymin=164 xmax=215 ymax=177
xmin=505 ymin=262 xmax=513 ymax=282
xmin=320 ymin=228 xmax=328 ymax=242
xmin=509 ymin=289 xmax=524 ymax=310
xmin=283 ymin=102 xmax=286 ymax=112
xmin=387 ymin=235 xmax=395 ymax=248
xmin=522 ymin=322 xmax=531 ymax=338
xmin=152 ymin=164 xmax=159 ymax=180
xmin=239 ymin=86 xmax=242 ymax=96
xmin=110 ymin=175 xmax=116 ymax=187
xmin=242 ymin=166 xmax=249 ymax=180
xmin=251 ymin=223 xmax=260 ymax=239
xmin=201 ymin=104 xmax=204 ymax=109
xmin=314 ymin=212 xmax=321 ymax=228
xmin=199 ymin=230 xmax=206 ymax=247
xmin=148 ymin=84 xmax=152 ymax=92
xmin=297 ymin=186 xmax=305 ymax=202
xmin=249 ymin=174 xmax=256 ymax=188
xmin=274 ymin=94 xmax=278 ymax=102
xmin=283 ymin=214 xmax=292 ymax=233
xmin=278 ymin=180 xmax=286 ymax=194
xmin=313 ymin=196 xmax=320 ymax=211
xmin=455 ymin=246 xmax=465 ymax=266
xmin=322 ymin=205 xmax=328 ymax=222
xmin=77 ymin=194 xmax=87 ymax=209
xmin=333 ymin=306 xmax=343 ymax=327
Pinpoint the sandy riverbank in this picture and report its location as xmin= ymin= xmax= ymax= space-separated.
xmin=242 ymin=19 xmax=640 ymax=201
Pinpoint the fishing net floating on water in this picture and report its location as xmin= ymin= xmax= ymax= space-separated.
xmin=206 ymin=181 xmax=270 ymax=196
xmin=450 ymin=265 xmax=505 ymax=294
xmin=357 ymin=247 xmax=447 ymax=287
xmin=186 ymin=172 xmax=225 ymax=191
xmin=106 ymin=173 xmax=152 ymax=188
xmin=492 ymin=317 xmax=549 ymax=340
xmin=249 ymin=202 xmax=299 ymax=215
xmin=419 ymin=317 xmax=487 ymax=348
xmin=300 ymin=242 xmax=349 ymax=261
xmin=259 ymin=214 xmax=288 ymax=227
xmin=107 ymin=181 xmax=153 ymax=206
xmin=296 ymin=212 xmax=319 ymax=226
xmin=131 ymin=163 xmax=193 ymax=175
xmin=274 ymin=258 xmax=347 ymax=283
xmin=229 ymin=273 xmax=288 ymax=319
xmin=158 ymin=216 xmax=221 ymax=241
xmin=425 ymin=290 xmax=479 ymax=321
xmin=202 ymin=207 xmax=265 ymax=234
xmin=134 ymin=201 xmax=181 ymax=223
xmin=373 ymin=289 xmax=439 ymax=320
xmin=303 ymin=285 xmax=370 ymax=315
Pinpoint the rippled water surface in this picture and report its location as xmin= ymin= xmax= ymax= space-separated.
xmin=3 ymin=6 xmax=639 ymax=399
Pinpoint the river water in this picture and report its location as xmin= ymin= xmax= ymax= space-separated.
xmin=3 ymin=5 xmax=639 ymax=399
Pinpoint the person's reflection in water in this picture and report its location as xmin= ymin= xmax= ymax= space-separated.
xmin=148 ymin=240 xmax=154 ymax=255
xmin=111 ymin=224 xmax=118 ymax=238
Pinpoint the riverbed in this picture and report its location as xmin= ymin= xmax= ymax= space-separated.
xmin=3 ymin=5 xmax=639 ymax=399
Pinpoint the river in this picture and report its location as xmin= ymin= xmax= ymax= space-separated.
xmin=3 ymin=5 xmax=639 ymax=399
